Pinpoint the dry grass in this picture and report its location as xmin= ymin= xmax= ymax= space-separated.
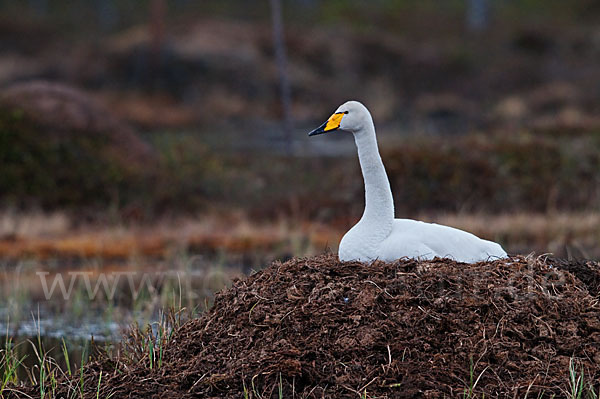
xmin=0 ymin=210 xmax=598 ymax=261
xmin=0 ymin=211 xmax=339 ymax=261
xmin=0 ymin=210 xmax=70 ymax=238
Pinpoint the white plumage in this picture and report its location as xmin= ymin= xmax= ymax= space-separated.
xmin=309 ymin=100 xmax=507 ymax=263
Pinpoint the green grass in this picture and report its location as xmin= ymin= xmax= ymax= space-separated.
xmin=0 ymin=306 xmax=185 ymax=399
xmin=460 ymin=356 xmax=598 ymax=399
xmin=568 ymin=358 xmax=598 ymax=399
xmin=462 ymin=356 xmax=488 ymax=399
xmin=1 ymin=322 xmax=26 ymax=397
xmin=120 ymin=307 xmax=184 ymax=373
xmin=2 ymin=324 xmax=599 ymax=399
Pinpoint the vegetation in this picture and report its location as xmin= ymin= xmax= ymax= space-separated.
xmin=0 ymin=108 xmax=144 ymax=209
xmin=0 ymin=308 xmax=185 ymax=399
xmin=1 ymin=1 xmax=600 ymax=397
xmin=1 ymin=311 xmax=598 ymax=399
xmin=2 ymin=109 xmax=599 ymax=219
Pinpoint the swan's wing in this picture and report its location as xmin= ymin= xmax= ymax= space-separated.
xmin=379 ymin=219 xmax=507 ymax=263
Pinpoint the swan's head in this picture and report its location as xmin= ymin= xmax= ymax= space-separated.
xmin=308 ymin=100 xmax=372 ymax=136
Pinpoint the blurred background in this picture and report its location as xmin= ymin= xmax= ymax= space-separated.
xmin=1 ymin=0 xmax=600 ymax=368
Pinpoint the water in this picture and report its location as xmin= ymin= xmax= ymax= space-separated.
xmin=1 ymin=335 xmax=91 ymax=381
xmin=0 ymin=252 xmax=257 ymax=382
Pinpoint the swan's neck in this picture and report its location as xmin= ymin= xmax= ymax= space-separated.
xmin=353 ymin=124 xmax=394 ymax=240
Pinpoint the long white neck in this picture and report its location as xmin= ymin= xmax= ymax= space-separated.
xmin=353 ymin=122 xmax=394 ymax=241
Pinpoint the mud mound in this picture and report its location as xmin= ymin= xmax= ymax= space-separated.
xmin=83 ymin=254 xmax=599 ymax=399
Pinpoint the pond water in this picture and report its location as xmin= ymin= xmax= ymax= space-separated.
xmin=0 ymin=252 xmax=260 ymax=380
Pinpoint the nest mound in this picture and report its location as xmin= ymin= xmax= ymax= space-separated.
xmin=11 ymin=255 xmax=596 ymax=399
xmin=89 ymin=254 xmax=599 ymax=398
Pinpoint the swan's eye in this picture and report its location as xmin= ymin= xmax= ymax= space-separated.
xmin=344 ymin=111 xmax=349 ymax=114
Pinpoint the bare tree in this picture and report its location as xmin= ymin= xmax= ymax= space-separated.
xmin=149 ymin=0 xmax=167 ymax=85
xmin=269 ymin=0 xmax=293 ymax=155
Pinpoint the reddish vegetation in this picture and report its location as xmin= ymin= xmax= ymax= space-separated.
xmin=17 ymin=254 xmax=597 ymax=398
xmin=0 ymin=219 xmax=339 ymax=260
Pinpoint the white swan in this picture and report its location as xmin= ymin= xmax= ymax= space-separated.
xmin=308 ymin=100 xmax=507 ymax=263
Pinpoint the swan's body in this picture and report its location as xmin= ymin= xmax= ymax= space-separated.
xmin=309 ymin=101 xmax=507 ymax=263
xmin=341 ymin=218 xmax=506 ymax=263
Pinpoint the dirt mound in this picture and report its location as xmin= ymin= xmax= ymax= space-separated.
xmin=0 ymin=81 xmax=155 ymax=165
xmin=0 ymin=80 xmax=157 ymax=207
xmin=67 ymin=254 xmax=597 ymax=399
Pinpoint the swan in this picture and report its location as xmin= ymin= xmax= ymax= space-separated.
xmin=308 ymin=100 xmax=507 ymax=263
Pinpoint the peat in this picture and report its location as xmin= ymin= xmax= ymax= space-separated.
xmin=15 ymin=254 xmax=600 ymax=398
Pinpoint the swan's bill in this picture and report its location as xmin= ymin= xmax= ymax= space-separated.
xmin=308 ymin=112 xmax=345 ymax=136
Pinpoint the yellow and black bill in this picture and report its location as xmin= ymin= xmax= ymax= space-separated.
xmin=308 ymin=112 xmax=345 ymax=136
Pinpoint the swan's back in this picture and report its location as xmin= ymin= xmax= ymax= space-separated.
xmin=376 ymin=219 xmax=507 ymax=263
